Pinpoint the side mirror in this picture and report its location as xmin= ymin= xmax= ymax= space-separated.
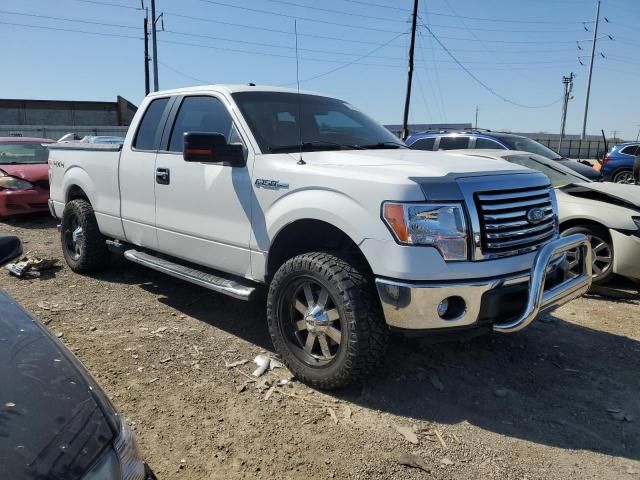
xmin=183 ymin=132 xmax=245 ymax=167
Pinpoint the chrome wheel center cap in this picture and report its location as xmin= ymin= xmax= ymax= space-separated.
xmin=304 ymin=305 xmax=329 ymax=333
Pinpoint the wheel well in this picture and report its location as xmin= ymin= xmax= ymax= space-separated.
xmin=66 ymin=185 xmax=89 ymax=203
xmin=560 ymin=218 xmax=611 ymax=240
xmin=267 ymin=219 xmax=371 ymax=278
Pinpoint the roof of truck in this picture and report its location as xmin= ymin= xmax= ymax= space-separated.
xmin=148 ymin=84 xmax=327 ymax=97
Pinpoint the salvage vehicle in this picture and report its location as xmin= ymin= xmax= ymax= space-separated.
xmin=595 ymin=141 xmax=640 ymax=184
xmin=0 ymin=137 xmax=54 ymax=217
xmin=0 ymin=289 xmax=155 ymax=480
xmin=406 ymin=130 xmax=603 ymax=181
xmin=48 ymin=85 xmax=592 ymax=388
xmin=451 ymin=149 xmax=640 ymax=285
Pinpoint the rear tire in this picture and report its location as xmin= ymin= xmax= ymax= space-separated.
xmin=612 ymin=169 xmax=634 ymax=184
xmin=562 ymin=225 xmax=614 ymax=285
xmin=61 ymin=199 xmax=109 ymax=273
xmin=266 ymin=251 xmax=389 ymax=389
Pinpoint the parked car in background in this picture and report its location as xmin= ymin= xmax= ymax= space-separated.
xmin=0 ymin=289 xmax=155 ymax=480
xmin=81 ymin=135 xmax=127 ymax=144
xmin=451 ymin=149 xmax=640 ymax=285
xmin=406 ymin=130 xmax=603 ymax=181
xmin=0 ymin=137 xmax=54 ymax=218
xmin=595 ymin=141 xmax=640 ymax=184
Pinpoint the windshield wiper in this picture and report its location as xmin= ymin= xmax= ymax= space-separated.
xmin=268 ymin=141 xmax=364 ymax=153
xmin=360 ymin=141 xmax=408 ymax=150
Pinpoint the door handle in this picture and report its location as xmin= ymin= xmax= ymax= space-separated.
xmin=156 ymin=167 xmax=170 ymax=185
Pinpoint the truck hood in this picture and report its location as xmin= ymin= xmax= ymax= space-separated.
xmin=297 ymin=149 xmax=530 ymax=178
xmin=560 ymin=182 xmax=640 ymax=211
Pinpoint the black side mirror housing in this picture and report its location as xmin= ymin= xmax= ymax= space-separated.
xmin=183 ymin=132 xmax=245 ymax=167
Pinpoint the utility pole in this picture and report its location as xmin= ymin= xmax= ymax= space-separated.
xmin=143 ymin=8 xmax=150 ymax=96
xmin=581 ymin=0 xmax=600 ymax=140
xmin=475 ymin=106 xmax=478 ymax=129
xmin=401 ymin=0 xmax=419 ymax=141
xmin=151 ymin=0 xmax=159 ymax=92
xmin=559 ymin=72 xmax=574 ymax=154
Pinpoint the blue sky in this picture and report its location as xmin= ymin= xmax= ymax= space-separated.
xmin=1 ymin=0 xmax=638 ymax=139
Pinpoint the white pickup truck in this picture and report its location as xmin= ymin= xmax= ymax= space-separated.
xmin=48 ymin=85 xmax=592 ymax=388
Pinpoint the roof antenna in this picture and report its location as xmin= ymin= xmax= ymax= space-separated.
xmin=294 ymin=20 xmax=305 ymax=165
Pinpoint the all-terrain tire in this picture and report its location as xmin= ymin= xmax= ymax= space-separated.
xmin=266 ymin=251 xmax=389 ymax=390
xmin=61 ymin=199 xmax=109 ymax=273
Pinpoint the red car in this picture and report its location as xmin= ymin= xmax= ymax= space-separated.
xmin=0 ymin=137 xmax=54 ymax=218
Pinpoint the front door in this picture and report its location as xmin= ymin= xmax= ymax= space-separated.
xmin=154 ymin=95 xmax=253 ymax=277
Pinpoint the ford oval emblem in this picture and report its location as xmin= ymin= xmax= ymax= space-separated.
xmin=526 ymin=207 xmax=546 ymax=224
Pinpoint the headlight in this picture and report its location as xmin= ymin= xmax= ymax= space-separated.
xmin=85 ymin=417 xmax=147 ymax=480
xmin=382 ymin=202 xmax=468 ymax=261
xmin=0 ymin=175 xmax=34 ymax=190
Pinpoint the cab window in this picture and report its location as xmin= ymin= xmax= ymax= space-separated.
xmin=475 ymin=137 xmax=504 ymax=149
xmin=133 ymin=97 xmax=169 ymax=150
xmin=438 ymin=136 xmax=470 ymax=150
xmin=411 ymin=137 xmax=435 ymax=151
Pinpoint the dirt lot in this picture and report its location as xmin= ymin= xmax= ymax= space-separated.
xmin=1 ymin=214 xmax=639 ymax=479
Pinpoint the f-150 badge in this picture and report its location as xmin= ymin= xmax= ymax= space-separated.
xmin=255 ymin=179 xmax=289 ymax=190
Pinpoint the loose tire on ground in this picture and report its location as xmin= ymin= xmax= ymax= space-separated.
xmin=562 ymin=225 xmax=614 ymax=285
xmin=61 ymin=199 xmax=109 ymax=273
xmin=266 ymin=251 xmax=389 ymax=389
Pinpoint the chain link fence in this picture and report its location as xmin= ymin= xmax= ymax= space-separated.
xmin=531 ymin=137 xmax=608 ymax=160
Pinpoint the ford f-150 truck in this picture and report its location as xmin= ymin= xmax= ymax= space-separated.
xmin=47 ymin=85 xmax=592 ymax=389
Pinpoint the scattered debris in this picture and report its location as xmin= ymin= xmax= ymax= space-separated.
xmin=434 ymin=429 xmax=447 ymax=449
xmin=6 ymin=255 xmax=58 ymax=277
xmin=429 ymin=373 xmax=445 ymax=392
xmin=327 ymin=407 xmax=338 ymax=424
xmin=440 ymin=457 xmax=454 ymax=466
xmin=89 ymin=326 xmax=97 ymax=332
xmin=224 ymin=359 xmax=248 ymax=369
xmin=148 ymin=377 xmax=159 ymax=384
xmin=398 ymin=453 xmax=430 ymax=472
xmin=343 ymin=405 xmax=352 ymax=421
xmin=151 ymin=326 xmax=168 ymax=334
xmin=252 ymin=355 xmax=283 ymax=377
xmin=56 ymin=331 xmax=64 ymax=338
xmin=264 ymin=385 xmax=276 ymax=400
xmin=255 ymin=378 xmax=272 ymax=391
xmin=392 ymin=423 xmax=419 ymax=445
xmin=4 ymin=402 xmax=16 ymax=408
xmin=494 ymin=388 xmax=509 ymax=398
xmin=159 ymin=357 xmax=172 ymax=364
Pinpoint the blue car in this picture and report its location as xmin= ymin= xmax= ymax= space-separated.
xmin=599 ymin=142 xmax=639 ymax=184
xmin=406 ymin=130 xmax=603 ymax=181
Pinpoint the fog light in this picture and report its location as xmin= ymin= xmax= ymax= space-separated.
xmin=437 ymin=299 xmax=449 ymax=318
xmin=436 ymin=296 xmax=466 ymax=320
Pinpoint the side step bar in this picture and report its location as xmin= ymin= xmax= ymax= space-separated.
xmin=124 ymin=249 xmax=256 ymax=301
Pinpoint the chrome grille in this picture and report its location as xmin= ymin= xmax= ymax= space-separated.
xmin=475 ymin=184 xmax=557 ymax=257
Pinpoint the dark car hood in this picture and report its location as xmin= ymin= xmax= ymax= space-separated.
xmin=0 ymin=164 xmax=49 ymax=183
xmin=560 ymin=182 xmax=640 ymax=212
xmin=0 ymin=291 xmax=116 ymax=480
xmin=556 ymin=159 xmax=601 ymax=180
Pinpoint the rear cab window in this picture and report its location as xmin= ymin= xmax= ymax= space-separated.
xmin=475 ymin=137 xmax=505 ymax=149
xmin=133 ymin=97 xmax=170 ymax=150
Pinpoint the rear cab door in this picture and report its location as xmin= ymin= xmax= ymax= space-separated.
xmin=119 ymin=95 xmax=174 ymax=249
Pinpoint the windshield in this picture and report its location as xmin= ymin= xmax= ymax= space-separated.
xmin=0 ymin=142 xmax=49 ymax=164
xmin=503 ymin=154 xmax=590 ymax=186
xmin=495 ymin=135 xmax=562 ymax=160
xmin=232 ymin=92 xmax=405 ymax=153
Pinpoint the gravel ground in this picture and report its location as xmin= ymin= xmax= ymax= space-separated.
xmin=1 ymin=214 xmax=639 ymax=480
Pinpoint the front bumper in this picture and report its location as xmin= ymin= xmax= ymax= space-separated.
xmin=0 ymin=188 xmax=49 ymax=217
xmin=376 ymin=234 xmax=592 ymax=333
xmin=611 ymin=229 xmax=640 ymax=281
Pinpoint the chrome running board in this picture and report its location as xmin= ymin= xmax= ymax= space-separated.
xmin=124 ymin=249 xmax=255 ymax=301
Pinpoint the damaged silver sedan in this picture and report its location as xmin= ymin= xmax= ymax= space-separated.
xmin=451 ymin=150 xmax=640 ymax=285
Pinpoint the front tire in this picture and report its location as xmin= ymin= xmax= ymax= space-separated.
xmin=61 ymin=199 xmax=109 ymax=273
xmin=266 ymin=252 xmax=389 ymax=389
xmin=563 ymin=225 xmax=614 ymax=285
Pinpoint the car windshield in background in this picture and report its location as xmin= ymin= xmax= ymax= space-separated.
xmin=504 ymin=154 xmax=590 ymax=187
xmin=232 ymin=92 xmax=405 ymax=153
xmin=496 ymin=135 xmax=562 ymax=160
xmin=0 ymin=142 xmax=49 ymax=164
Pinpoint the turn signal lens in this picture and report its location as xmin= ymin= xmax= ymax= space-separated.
xmin=382 ymin=203 xmax=409 ymax=242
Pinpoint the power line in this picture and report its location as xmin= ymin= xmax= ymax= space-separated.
xmin=417 ymin=30 xmax=447 ymax=121
xmin=197 ymin=0 xmax=404 ymax=33
xmin=338 ymin=0 xmax=412 ymax=12
xmin=0 ymin=8 xmax=139 ymax=29
xmin=0 ymin=20 xmax=140 ymax=39
xmin=425 ymin=11 xmax=591 ymax=25
xmin=264 ymin=0 xmax=409 ymax=24
xmin=422 ymin=24 xmax=563 ymax=108
xmin=160 ymin=61 xmax=211 ymax=84
xmin=72 ymin=0 xmax=139 ymax=9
